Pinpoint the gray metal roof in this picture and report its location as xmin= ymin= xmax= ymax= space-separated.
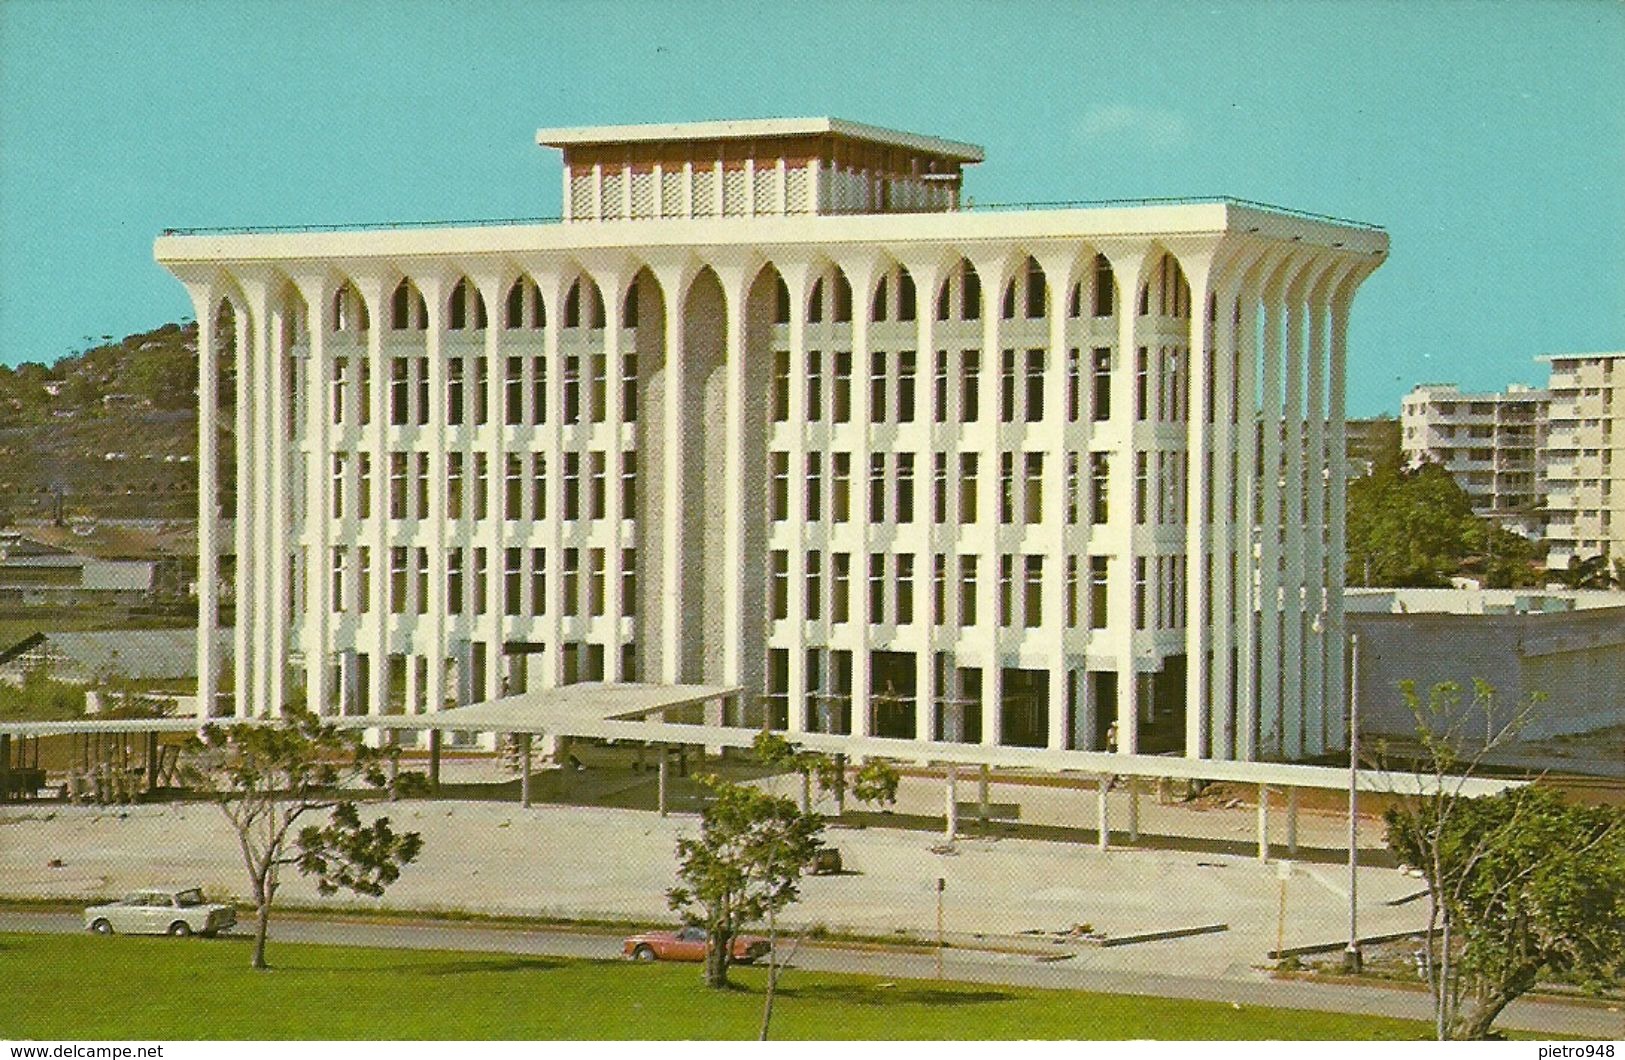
xmin=18 ymin=628 xmax=229 ymax=680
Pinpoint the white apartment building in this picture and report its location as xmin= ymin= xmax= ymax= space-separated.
xmin=1400 ymin=383 xmax=1548 ymax=537
xmin=1541 ymin=352 xmax=1624 ymax=573
xmin=155 ymin=117 xmax=1386 ymax=764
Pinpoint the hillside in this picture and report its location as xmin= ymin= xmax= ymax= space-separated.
xmin=0 ymin=321 xmax=233 ymax=523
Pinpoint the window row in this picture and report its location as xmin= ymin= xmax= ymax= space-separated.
xmin=327 ymin=448 xmax=636 ymax=524
xmin=325 ymin=544 xmax=635 ymax=621
xmin=767 ymin=550 xmax=1111 ymax=631
xmin=333 ymin=277 xmax=629 ymax=335
xmin=327 ymin=353 xmax=640 ymax=430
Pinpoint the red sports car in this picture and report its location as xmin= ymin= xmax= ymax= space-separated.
xmin=622 ymin=925 xmax=770 ymax=964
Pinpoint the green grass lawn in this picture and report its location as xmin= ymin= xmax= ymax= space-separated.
xmin=0 ymin=932 xmax=1443 ymax=1040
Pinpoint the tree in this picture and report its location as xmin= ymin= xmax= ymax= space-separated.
xmin=1375 ymin=678 xmax=1625 ymax=1039
xmin=1346 ymin=462 xmax=1534 ymax=588
xmin=667 ymin=775 xmax=824 ymax=990
xmin=752 ymin=730 xmax=900 ymax=814
xmin=181 ymin=709 xmax=423 ymax=969
xmin=1557 ymin=553 xmax=1616 ymax=590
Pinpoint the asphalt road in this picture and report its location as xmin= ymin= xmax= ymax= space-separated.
xmin=4 ymin=910 xmax=1619 ymax=1039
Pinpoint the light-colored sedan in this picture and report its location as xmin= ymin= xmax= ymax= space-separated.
xmin=85 ymin=888 xmax=237 ymax=937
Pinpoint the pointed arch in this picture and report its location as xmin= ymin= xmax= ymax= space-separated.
xmin=330 ymin=280 xmax=369 ymax=334
xmin=505 ymin=275 xmax=546 ymax=330
xmin=446 ymin=276 xmax=487 ymax=332
xmin=390 ymin=277 xmax=428 ymax=331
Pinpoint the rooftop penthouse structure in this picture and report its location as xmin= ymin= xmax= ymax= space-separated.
xmin=156 ymin=117 xmax=1387 ymax=764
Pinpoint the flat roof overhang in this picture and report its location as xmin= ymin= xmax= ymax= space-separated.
xmin=0 ymin=683 xmax=1523 ymax=798
xmin=536 ymin=117 xmax=985 ymax=164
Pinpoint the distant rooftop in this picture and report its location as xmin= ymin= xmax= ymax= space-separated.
xmin=535 ymin=116 xmax=985 ymax=163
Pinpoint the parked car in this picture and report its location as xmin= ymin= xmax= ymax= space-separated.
xmin=85 ymin=887 xmax=237 ymax=937
xmin=622 ymin=925 xmax=770 ymax=964
xmin=806 ymin=844 xmax=843 ymax=875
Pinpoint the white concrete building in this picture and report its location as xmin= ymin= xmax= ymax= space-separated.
xmin=1540 ymin=351 xmax=1624 ymax=575
xmin=155 ymin=117 xmax=1387 ymax=763
xmin=1400 ymin=383 xmax=1548 ymax=537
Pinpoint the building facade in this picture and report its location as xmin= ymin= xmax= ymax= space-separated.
xmin=1400 ymin=383 xmax=1548 ymax=537
xmin=1541 ymin=352 xmax=1624 ymax=574
xmin=156 ymin=118 xmax=1386 ymax=763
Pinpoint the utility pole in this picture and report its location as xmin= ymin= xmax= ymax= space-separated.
xmin=1344 ymin=631 xmax=1363 ymax=973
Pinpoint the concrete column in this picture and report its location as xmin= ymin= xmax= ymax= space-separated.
xmin=977 ymin=763 xmax=990 ymax=824
xmin=657 ymin=749 xmax=669 ymax=816
xmin=477 ymin=275 xmax=508 ymax=708
xmin=356 ymin=276 xmax=390 ymax=726
xmin=1206 ymin=272 xmax=1240 ymax=758
xmin=1179 ymin=250 xmax=1217 ymax=759
xmin=1286 ymin=786 xmax=1299 ymax=856
xmin=833 ymin=753 xmax=847 ymax=815
xmin=428 ymin=729 xmax=442 ymax=792
xmin=652 ymin=263 xmax=693 ymax=683
xmin=185 ymin=281 xmax=220 ymax=720
xmin=1232 ymin=264 xmax=1266 ymax=760
xmin=1096 ymin=773 xmax=1110 ymax=851
xmin=1280 ymin=263 xmax=1312 ymax=760
xmin=944 ymin=763 xmax=959 ymax=840
xmin=1102 ymin=246 xmax=1147 ymax=756
xmin=1127 ymin=779 xmax=1140 ymax=842
xmin=1257 ymin=783 xmax=1271 ymax=861
xmin=416 ymin=273 xmax=449 ymax=716
xmin=268 ymin=294 xmax=291 ymax=716
xmin=1256 ymin=256 xmax=1296 ymax=757
xmin=519 ymin=732 xmax=532 ymax=807
xmin=1034 ymin=251 xmax=1081 ymax=753
xmin=295 ymin=274 xmax=335 ymax=717
xmin=1302 ymin=265 xmax=1336 ymax=758
xmin=231 ymin=294 xmax=253 ymax=717
xmin=779 ymin=262 xmax=813 ymax=733
xmin=969 ymin=252 xmax=1013 ymax=751
xmin=845 ymin=256 xmax=880 ymax=740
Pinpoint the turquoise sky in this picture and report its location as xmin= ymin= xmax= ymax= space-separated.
xmin=1 ymin=0 xmax=1620 ymax=414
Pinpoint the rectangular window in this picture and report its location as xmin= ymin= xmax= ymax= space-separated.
xmin=870 ymin=351 xmax=887 ymax=424
xmin=832 ymin=452 xmax=851 ymax=522
xmin=1136 ymin=347 xmax=1149 ymax=421
xmin=932 ymin=452 xmax=947 ymax=524
xmin=532 ymin=356 xmax=547 ymax=425
xmin=960 ymin=350 xmax=980 ymax=422
xmin=357 ymin=453 xmax=372 ymax=520
xmin=505 ymin=454 xmax=522 ymax=521
xmin=621 ymin=354 xmax=638 ymax=422
xmin=896 ymin=453 xmax=914 ymax=522
xmin=447 ymin=358 xmax=463 ymax=426
xmin=868 ymin=553 xmax=885 ymax=625
xmin=331 ymin=546 xmax=346 ymax=612
xmin=1025 ymin=349 xmax=1044 ymax=423
xmin=473 ymin=357 xmax=488 ymax=426
xmin=563 ymin=355 xmax=580 ymax=424
xmin=1090 ymin=556 xmax=1108 ymax=629
xmin=833 ymin=351 xmax=851 ymax=422
xmin=832 ymin=552 xmax=850 ymax=623
xmin=506 ymin=356 xmax=523 ymax=425
xmin=589 ymin=354 xmax=607 ymax=423
xmin=446 ymin=452 xmax=463 ymax=520
xmin=1024 ymin=555 xmax=1043 ymax=628
xmin=805 ymin=452 xmax=822 ymax=521
xmin=1066 ymin=348 xmax=1080 ymax=422
xmin=415 ymin=452 xmax=429 ymax=519
xmin=1065 ymin=451 xmax=1080 ymax=525
xmin=932 ymin=554 xmax=947 ymax=626
xmin=416 ymin=357 xmax=429 ymax=426
xmin=530 ymin=548 xmax=546 ymax=616
xmin=771 ymin=550 xmax=789 ymax=620
xmin=359 ymin=361 xmax=371 ymax=426
xmin=771 ymin=451 xmax=789 ymax=521
xmin=589 ymin=451 xmax=606 ymax=519
xmin=1135 ymin=452 xmax=1148 ymax=525
xmin=1065 ymin=555 xmax=1078 ymax=628
xmin=415 ymin=546 xmax=429 ymax=615
xmin=472 ymin=547 xmax=487 ymax=615
xmin=562 ymin=548 xmax=579 ymax=618
xmin=1091 ymin=348 xmax=1111 ymax=421
xmin=620 ymin=450 xmax=637 ymax=516
xmin=772 ymin=351 xmax=790 ymax=422
xmin=805 ymin=550 xmax=822 ymax=620
xmin=531 ymin=453 xmax=547 ymax=520
xmin=472 ymin=452 xmax=488 ymax=520
xmin=331 ymin=453 xmax=346 ymax=520
xmin=505 ymin=547 xmax=522 ymax=616
xmin=1024 ymin=452 xmax=1043 ymax=525
xmin=933 ymin=350 xmax=948 ymax=423
xmin=356 ymin=546 xmax=372 ymax=613
xmin=1134 ymin=556 xmax=1147 ymax=631
xmin=959 ymin=453 xmax=978 ymax=524
xmin=895 ymin=553 xmax=914 ymax=625
xmin=1000 ymin=349 xmax=1016 ymax=424
xmin=588 ymin=548 xmax=605 ymax=616
xmin=391 ymin=357 xmax=409 ymax=426
xmin=962 ymin=261 xmax=981 ymax=319
xmin=621 ymin=548 xmax=636 ymax=618
xmin=869 ymin=453 xmax=885 ymax=524
xmin=999 ymin=452 xmax=1015 ymax=524
xmin=1093 ymin=256 xmax=1114 ymax=317
xmin=447 ymin=547 xmax=463 ymax=615
xmin=332 ymin=358 xmax=347 ymax=425
xmin=563 ymin=452 xmax=580 ymax=520
xmin=998 ymin=554 xmax=1013 ymax=627
xmin=897 ymin=351 xmax=916 ymax=423
xmin=389 ymin=452 xmax=407 ymax=519
xmin=806 ymin=350 xmax=823 ymax=422
xmin=1091 ymin=452 xmax=1110 ymax=525
xmin=959 ymin=555 xmax=978 ymax=627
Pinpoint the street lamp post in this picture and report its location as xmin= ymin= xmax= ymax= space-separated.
xmin=1344 ymin=631 xmax=1363 ymax=973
